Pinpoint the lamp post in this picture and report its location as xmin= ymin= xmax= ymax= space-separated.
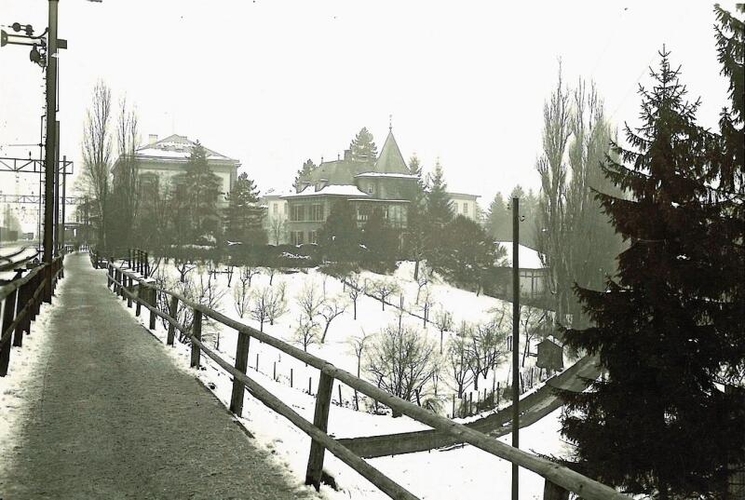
xmin=511 ymin=196 xmax=520 ymax=500
xmin=42 ymin=0 xmax=59 ymax=263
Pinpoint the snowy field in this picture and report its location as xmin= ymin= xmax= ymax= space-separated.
xmin=0 ymin=254 xmax=574 ymax=499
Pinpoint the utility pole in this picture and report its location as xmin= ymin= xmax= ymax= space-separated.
xmin=42 ymin=0 xmax=59 ymax=263
xmin=511 ymin=196 xmax=520 ymax=500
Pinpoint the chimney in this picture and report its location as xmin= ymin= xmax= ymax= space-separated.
xmin=148 ymin=134 xmax=158 ymax=145
xmin=344 ymin=149 xmax=351 ymax=161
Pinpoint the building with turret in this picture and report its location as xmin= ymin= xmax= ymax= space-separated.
xmin=283 ymin=127 xmax=419 ymax=245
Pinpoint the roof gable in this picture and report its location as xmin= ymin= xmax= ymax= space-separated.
xmin=135 ymin=134 xmax=236 ymax=162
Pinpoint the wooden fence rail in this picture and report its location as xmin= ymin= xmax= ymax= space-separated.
xmin=0 ymin=255 xmax=65 ymax=376
xmin=106 ymin=259 xmax=630 ymax=500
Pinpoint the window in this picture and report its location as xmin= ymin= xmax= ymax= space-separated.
xmin=463 ymin=202 xmax=469 ymax=215
xmin=291 ymin=204 xmax=305 ymax=222
xmin=291 ymin=231 xmax=305 ymax=245
xmin=310 ymin=204 xmax=324 ymax=221
xmin=273 ymin=203 xmax=278 ymax=214
xmin=309 ymin=230 xmax=318 ymax=244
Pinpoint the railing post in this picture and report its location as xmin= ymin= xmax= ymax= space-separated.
xmin=148 ymin=285 xmax=157 ymax=331
xmin=543 ymin=480 xmax=570 ymax=500
xmin=135 ymin=280 xmax=142 ymax=317
xmin=14 ymin=283 xmax=28 ymax=346
xmin=31 ymin=271 xmax=42 ymax=319
xmin=145 ymin=251 xmax=149 ymax=278
xmin=167 ymin=295 xmax=178 ymax=346
xmin=230 ymin=329 xmax=251 ymax=416
xmin=305 ymin=371 xmax=334 ymax=490
xmin=43 ymin=264 xmax=52 ymax=304
xmin=126 ymin=273 xmax=133 ymax=308
xmin=0 ymin=290 xmax=19 ymax=376
xmin=190 ymin=309 xmax=202 ymax=368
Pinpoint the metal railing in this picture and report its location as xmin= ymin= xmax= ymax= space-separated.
xmin=106 ymin=258 xmax=629 ymax=500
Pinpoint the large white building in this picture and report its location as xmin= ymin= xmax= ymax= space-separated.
xmin=126 ymin=134 xmax=239 ymax=207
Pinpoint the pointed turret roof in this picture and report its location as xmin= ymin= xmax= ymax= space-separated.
xmin=374 ymin=129 xmax=409 ymax=174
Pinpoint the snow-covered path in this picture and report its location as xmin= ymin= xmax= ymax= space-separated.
xmin=0 ymin=253 xmax=319 ymax=499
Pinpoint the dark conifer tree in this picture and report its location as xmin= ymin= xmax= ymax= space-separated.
xmin=361 ymin=207 xmax=399 ymax=270
xmin=293 ymin=158 xmax=317 ymax=192
xmin=484 ymin=192 xmax=511 ymax=241
xmin=317 ymin=199 xmax=361 ymax=262
xmin=559 ymin=49 xmax=745 ymax=499
xmin=225 ymin=172 xmax=266 ymax=245
xmin=349 ymin=127 xmax=378 ymax=163
xmin=183 ymin=141 xmax=222 ymax=243
xmin=425 ymin=159 xmax=454 ymax=230
xmin=405 ymin=155 xmax=429 ymax=280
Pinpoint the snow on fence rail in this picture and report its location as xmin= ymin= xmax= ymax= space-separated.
xmin=106 ymin=259 xmax=629 ymax=500
xmin=0 ymin=255 xmax=64 ymax=376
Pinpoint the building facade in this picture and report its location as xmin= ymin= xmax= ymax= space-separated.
xmin=448 ymin=192 xmax=480 ymax=221
xmin=124 ymin=134 xmax=239 ymax=208
xmin=283 ymin=128 xmax=419 ymax=246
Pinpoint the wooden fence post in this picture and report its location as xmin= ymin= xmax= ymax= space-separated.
xmin=14 ymin=282 xmax=29 ymax=346
xmin=0 ymin=289 xmax=19 ymax=376
xmin=126 ymin=274 xmax=133 ymax=308
xmin=148 ymin=286 xmax=157 ymax=331
xmin=135 ymin=281 xmax=142 ymax=317
xmin=230 ymin=330 xmax=251 ymax=416
xmin=190 ymin=309 xmax=202 ymax=368
xmin=543 ymin=480 xmax=570 ymax=500
xmin=43 ymin=265 xmax=52 ymax=303
xmin=305 ymin=371 xmax=334 ymax=490
xmin=167 ymin=295 xmax=178 ymax=346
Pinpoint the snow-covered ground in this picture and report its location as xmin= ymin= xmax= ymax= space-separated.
xmin=0 ymin=255 xmax=574 ymax=499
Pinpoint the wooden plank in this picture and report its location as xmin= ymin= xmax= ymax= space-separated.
xmin=190 ymin=309 xmax=202 ymax=368
xmin=306 ymin=372 xmax=334 ymax=490
xmin=190 ymin=336 xmax=419 ymax=500
xmin=229 ymin=330 xmax=250 ymax=416
xmin=13 ymin=282 xmax=28 ymax=346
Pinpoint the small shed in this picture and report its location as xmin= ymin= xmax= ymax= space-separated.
xmin=537 ymin=338 xmax=564 ymax=371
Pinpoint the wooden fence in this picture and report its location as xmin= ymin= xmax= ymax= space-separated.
xmin=106 ymin=259 xmax=630 ymax=500
xmin=0 ymin=255 xmax=65 ymax=376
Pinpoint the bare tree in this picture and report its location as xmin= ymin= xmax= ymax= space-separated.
xmin=348 ymin=329 xmax=371 ymax=410
xmin=110 ymin=95 xmax=140 ymax=249
xmin=319 ymin=296 xmax=347 ymax=343
xmin=233 ymin=277 xmax=251 ymax=318
xmin=296 ymin=281 xmax=324 ymax=324
xmin=419 ymin=286 xmax=434 ymax=327
xmin=466 ymin=320 xmax=508 ymax=391
xmin=365 ymin=324 xmax=439 ymax=416
xmin=267 ymin=215 xmax=286 ymax=245
xmin=370 ymin=279 xmax=399 ymax=311
xmin=415 ymin=267 xmax=430 ymax=304
xmin=518 ymin=306 xmax=550 ymax=367
xmin=433 ymin=307 xmax=453 ymax=354
xmin=249 ymin=286 xmax=272 ymax=332
xmin=266 ymin=281 xmax=288 ymax=325
xmin=345 ymin=272 xmax=364 ymax=320
xmin=239 ymin=266 xmax=261 ymax=288
xmin=447 ymin=334 xmax=474 ymax=399
xmin=294 ymin=315 xmax=319 ymax=352
xmin=81 ymin=80 xmax=113 ymax=252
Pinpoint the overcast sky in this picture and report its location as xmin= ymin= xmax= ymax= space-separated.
xmin=0 ymin=0 xmax=737 ymax=210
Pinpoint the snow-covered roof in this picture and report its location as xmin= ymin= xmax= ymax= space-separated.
xmin=135 ymin=134 xmax=237 ymax=163
xmin=282 ymin=185 xmax=370 ymax=198
xmin=496 ymin=241 xmax=545 ymax=269
xmin=355 ymin=172 xmax=419 ymax=179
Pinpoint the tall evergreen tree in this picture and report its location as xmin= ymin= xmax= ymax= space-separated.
xmin=317 ymin=199 xmax=361 ymax=262
xmin=484 ymin=192 xmax=511 ymax=241
xmin=425 ymin=159 xmax=454 ymax=229
xmin=225 ymin=172 xmax=266 ymax=245
xmin=361 ymin=207 xmax=399 ymax=270
xmin=349 ymin=127 xmax=378 ymax=163
xmin=183 ymin=141 xmax=222 ymax=243
xmin=293 ymin=158 xmax=317 ymax=191
xmin=404 ymin=155 xmax=429 ymax=280
xmin=559 ymin=50 xmax=745 ymax=498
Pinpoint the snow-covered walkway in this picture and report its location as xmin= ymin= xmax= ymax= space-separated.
xmin=0 ymin=252 xmax=317 ymax=499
